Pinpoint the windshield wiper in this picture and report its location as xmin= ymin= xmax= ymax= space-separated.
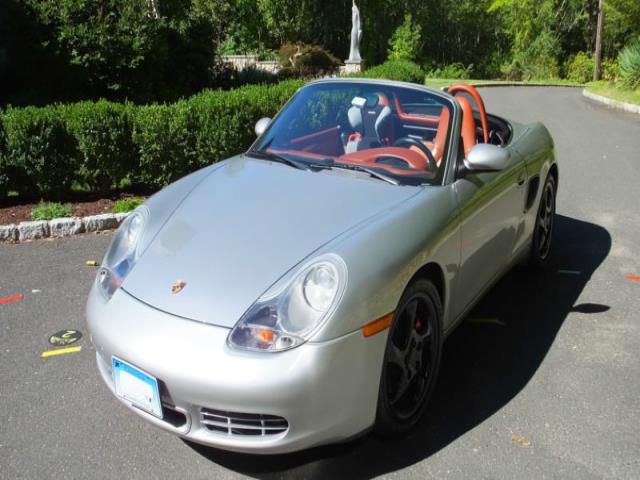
xmin=309 ymin=161 xmax=399 ymax=185
xmin=245 ymin=150 xmax=309 ymax=171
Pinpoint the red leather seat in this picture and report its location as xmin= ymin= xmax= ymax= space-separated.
xmin=431 ymin=107 xmax=450 ymax=161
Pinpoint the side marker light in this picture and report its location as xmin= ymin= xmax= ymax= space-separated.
xmin=362 ymin=312 xmax=395 ymax=337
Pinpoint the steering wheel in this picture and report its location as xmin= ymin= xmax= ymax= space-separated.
xmin=392 ymin=137 xmax=438 ymax=171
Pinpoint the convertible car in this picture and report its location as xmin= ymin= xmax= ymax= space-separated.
xmin=87 ymin=79 xmax=557 ymax=454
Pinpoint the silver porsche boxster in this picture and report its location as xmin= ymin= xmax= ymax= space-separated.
xmin=87 ymin=79 xmax=557 ymax=454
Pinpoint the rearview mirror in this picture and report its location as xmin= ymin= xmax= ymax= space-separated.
xmin=254 ymin=117 xmax=271 ymax=137
xmin=464 ymin=144 xmax=510 ymax=173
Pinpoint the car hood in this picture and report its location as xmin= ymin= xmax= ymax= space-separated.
xmin=123 ymin=157 xmax=419 ymax=328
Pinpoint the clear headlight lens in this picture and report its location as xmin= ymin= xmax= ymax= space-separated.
xmin=228 ymin=254 xmax=347 ymax=352
xmin=96 ymin=208 xmax=147 ymax=301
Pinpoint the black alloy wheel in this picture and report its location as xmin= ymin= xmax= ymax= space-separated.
xmin=376 ymin=278 xmax=443 ymax=434
xmin=531 ymin=174 xmax=556 ymax=265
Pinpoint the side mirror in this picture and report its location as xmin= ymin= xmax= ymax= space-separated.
xmin=464 ymin=144 xmax=510 ymax=173
xmin=254 ymin=117 xmax=271 ymax=137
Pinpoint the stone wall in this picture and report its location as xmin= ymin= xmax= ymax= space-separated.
xmin=221 ymin=55 xmax=281 ymax=74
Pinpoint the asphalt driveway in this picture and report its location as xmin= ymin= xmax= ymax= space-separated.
xmin=1 ymin=87 xmax=639 ymax=479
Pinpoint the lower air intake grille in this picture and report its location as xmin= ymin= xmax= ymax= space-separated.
xmin=200 ymin=408 xmax=288 ymax=436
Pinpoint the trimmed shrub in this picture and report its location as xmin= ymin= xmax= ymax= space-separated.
xmin=189 ymin=80 xmax=302 ymax=171
xmin=2 ymin=105 xmax=77 ymax=199
xmin=618 ymin=40 xmax=640 ymax=90
xmin=66 ymin=101 xmax=135 ymax=193
xmin=1 ymin=79 xmax=305 ymax=197
xmin=132 ymin=101 xmax=199 ymax=189
xmin=278 ymin=43 xmax=340 ymax=77
xmin=134 ymin=80 xmax=303 ymax=188
xmin=565 ymin=52 xmax=594 ymax=83
xmin=0 ymin=118 xmax=7 ymax=201
xmin=356 ymin=60 xmax=425 ymax=84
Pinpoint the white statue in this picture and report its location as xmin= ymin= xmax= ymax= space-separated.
xmin=348 ymin=1 xmax=362 ymax=62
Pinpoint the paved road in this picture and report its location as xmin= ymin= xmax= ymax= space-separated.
xmin=1 ymin=88 xmax=639 ymax=479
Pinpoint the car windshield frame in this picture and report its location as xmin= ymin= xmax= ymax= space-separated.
xmin=249 ymin=80 xmax=456 ymax=187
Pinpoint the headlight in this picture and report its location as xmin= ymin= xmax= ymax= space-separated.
xmin=96 ymin=208 xmax=147 ymax=301
xmin=228 ymin=254 xmax=347 ymax=352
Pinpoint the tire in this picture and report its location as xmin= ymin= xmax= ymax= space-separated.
xmin=530 ymin=174 xmax=556 ymax=267
xmin=375 ymin=278 xmax=443 ymax=435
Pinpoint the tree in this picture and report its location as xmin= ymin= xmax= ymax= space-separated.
xmin=23 ymin=0 xmax=218 ymax=102
xmin=388 ymin=14 xmax=422 ymax=62
xmin=489 ymin=0 xmax=561 ymax=79
xmin=28 ymin=0 xmax=166 ymax=99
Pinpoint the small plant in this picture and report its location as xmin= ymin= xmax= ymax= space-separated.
xmin=426 ymin=63 xmax=473 ymax=80
xmin=31 ymin=202 xmax=72 ymax=221
xmin=602 ymin=59 xmax=619 ymax=82
xmin=112 ymin=197 xmax=145 ymax=213
xmin=618 ymin=40 xmax=640 ymax=90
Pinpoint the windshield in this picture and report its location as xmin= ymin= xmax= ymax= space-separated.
xmin=252 ymin=81 xmax=454 ymax=186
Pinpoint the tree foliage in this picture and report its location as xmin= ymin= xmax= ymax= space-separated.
xmin=388 ymin=14 xmax=422 ymax=62
xmin=2 ymin=0 xmax=640 ymax=107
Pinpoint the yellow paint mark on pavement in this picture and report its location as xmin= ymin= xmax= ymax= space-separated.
xmin=511 ymin=434 xmax=531 ymax=447
xmin=41 ymin=346 xmax=82 ymax=358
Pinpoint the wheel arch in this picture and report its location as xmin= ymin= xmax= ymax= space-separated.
xmin=408 ymin=262 xmax=446 ymax=308
xmin=548 ymin=162 xmax=559 ymax=188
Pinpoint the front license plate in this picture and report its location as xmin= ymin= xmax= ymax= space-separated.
xmin=112 ymin=357 xmax=163 ymax=419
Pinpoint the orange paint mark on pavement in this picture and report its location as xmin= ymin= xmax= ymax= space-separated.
xmin=0 ymin=294 xmax=24 ymax=305
xmin=626 ymin=275 xmax=640 ymax=281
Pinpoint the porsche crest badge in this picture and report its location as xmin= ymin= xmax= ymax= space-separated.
xmin=171 ymin=280 xmax=186 ymax=294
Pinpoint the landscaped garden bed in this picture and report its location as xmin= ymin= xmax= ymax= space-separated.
xmin=0 ymin=193 xmax=145 ymax=226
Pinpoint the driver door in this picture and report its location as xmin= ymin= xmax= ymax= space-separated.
xmin=453 ymin=144 xmax=528 ymax=318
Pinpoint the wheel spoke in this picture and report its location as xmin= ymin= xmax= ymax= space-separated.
xmin=539 ymin=231 xmax=547 ymax=249
xmin=405 ymin=300 xmax=418 ymax=324
xmin=388 ymin=343 xmax=406 ymax=369
xmin=390 ymin=370 xmax=413 ymax=405
xmin=545 ymin=193 xmax=553 ymax=214
xmin=538 ymin=216 xmax=548 ymax=233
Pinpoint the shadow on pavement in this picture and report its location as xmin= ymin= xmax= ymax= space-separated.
xmin=186 ymin=214 xmax=611 ymax=479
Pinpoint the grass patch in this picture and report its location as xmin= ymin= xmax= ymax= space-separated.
xmin=31 ymin=202 xmax=72 ymax=221
xmin=585 ymin=81 xmax=640 ymax=105
xmin=112 ymin=197 xmax=145 ymax=213
xmin=424 ymin=78 xmax=584 ymax=89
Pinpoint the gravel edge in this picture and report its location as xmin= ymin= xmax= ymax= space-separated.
xmin=0 ymin=212 xmax=130 ymax=243
xmin=582 ymin=88 xmax=640 ymax=115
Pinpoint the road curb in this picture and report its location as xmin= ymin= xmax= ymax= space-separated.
xmin=0 ymin=212 xmax=129 ymax=243
xmin=471 ymin=82 xmax=584 ymax=88
xmin=582 ymin=88 xmax=640 ymax=115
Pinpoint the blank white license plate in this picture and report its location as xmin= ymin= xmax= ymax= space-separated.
xmin=112 ymin=357 xmax=163 ymax=419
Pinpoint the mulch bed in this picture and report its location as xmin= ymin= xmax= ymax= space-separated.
xmin=0 ymin=192 xmax=145 ymax=226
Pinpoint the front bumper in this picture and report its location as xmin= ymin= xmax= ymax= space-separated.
xmin=86 ymin=286 xmax=387 ymax=454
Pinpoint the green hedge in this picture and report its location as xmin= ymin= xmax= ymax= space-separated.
xmin=66 ymin=101 xmax=136 ymax=194
xmin=0 ymin=120 xmax=7 ymax=200
xmin=0 ymin=68 xmax=434 ymax=201
xmin=0 ymin=80 xmax=303 ymax=200
xmin=2 ymin=106 xmax=78 ymax=199
xmin=353 ymin=60 xmax=425 ymax=84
